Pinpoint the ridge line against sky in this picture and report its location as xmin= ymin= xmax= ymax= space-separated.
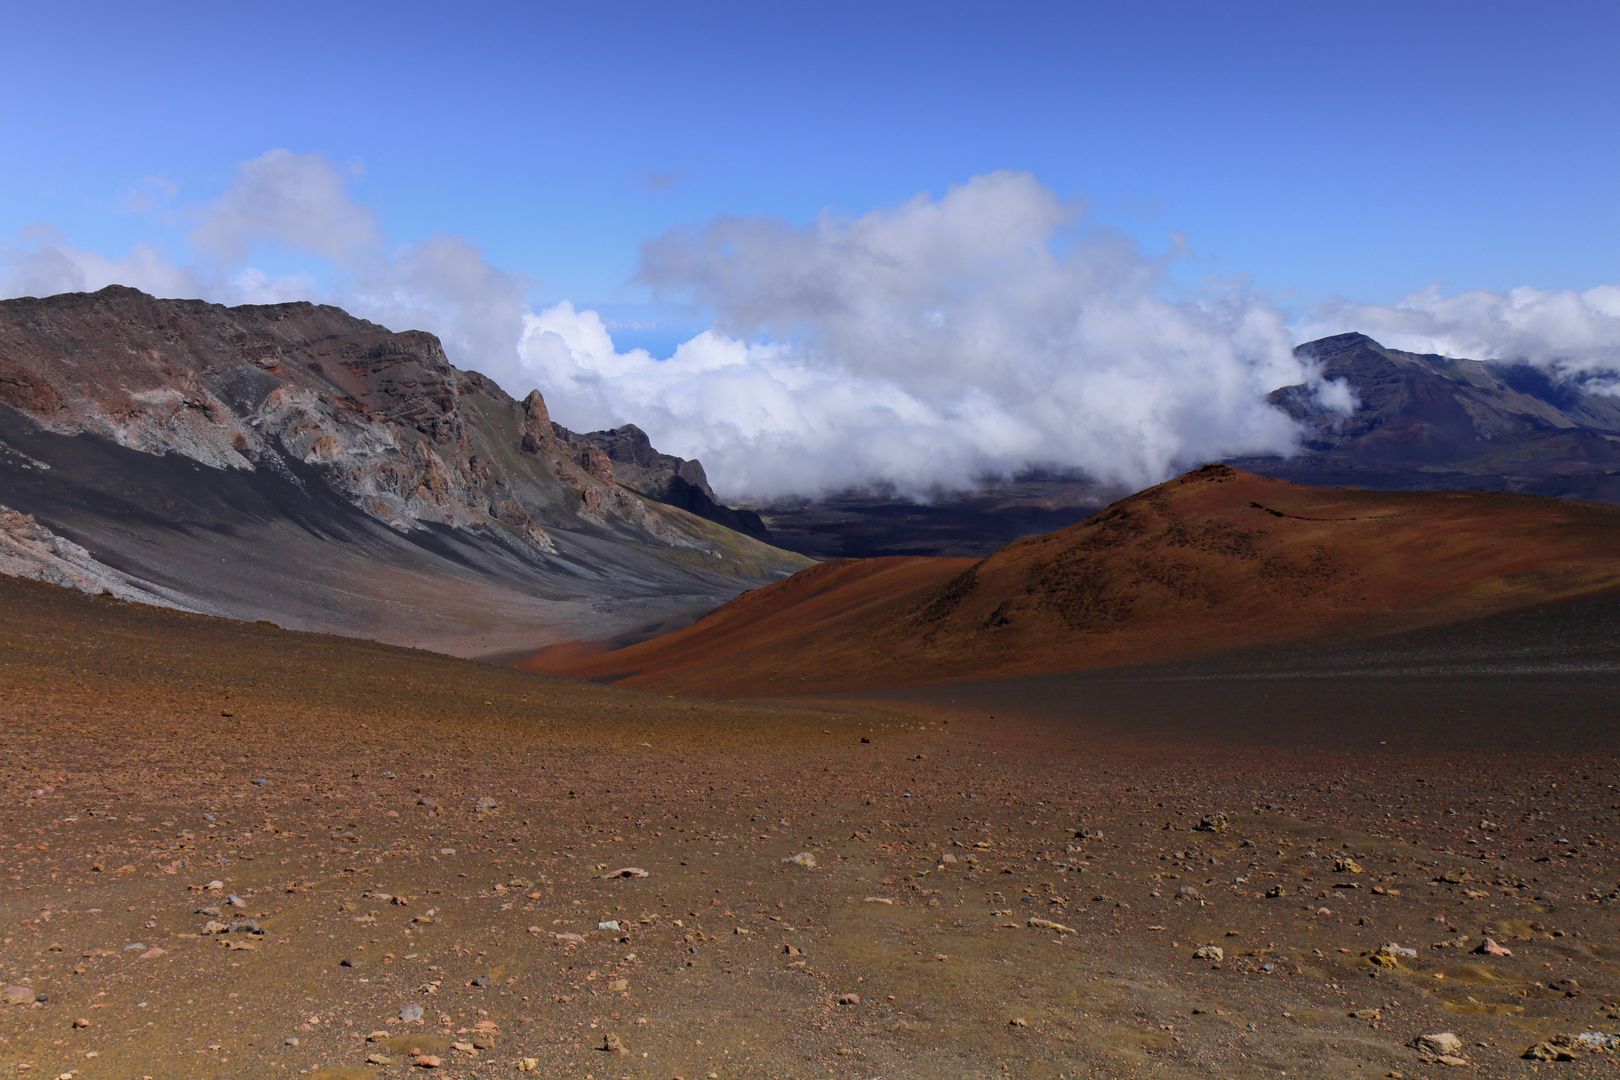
xmin=2 ymin=2 xmax=1617 ymax=496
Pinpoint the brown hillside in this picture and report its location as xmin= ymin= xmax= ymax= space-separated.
xmin=519 ymin=464 xmax=1620 ymax=695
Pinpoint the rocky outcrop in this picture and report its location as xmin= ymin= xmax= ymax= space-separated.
xmin=0 ymin=503 xmax=179 ymax=608
xmin=574 ymin=423 xmax=771 ymax=540
xmin=0 ymin=286 xmax=811 ymax=652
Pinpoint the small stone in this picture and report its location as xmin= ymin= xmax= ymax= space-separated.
xmin=399 ymin=1002 xmax=425 ymax=1023
xmin=415 ymin=1054 xmax=442 ymax=1067
xmin=1474 ymin=937 xmax=1512 ymax=956
xmin=138 ymin=947 xmax=166 ymax=960
xmin=1523 ymin=1041 xmax=1572 ymax=1061
xmin=836 ymin=993 xmax=860 ymax=1005
xmin=366 ymin=1052 xmax=395 ymax=1065
xmin=284 ymin=1036 xmax=298 ymax=1045
xmin=598 ymin=920 xmax=622 ymax=932
xmin=1027 ymin=917 xmax=1075 ymax=934
xmin=1193 ymin=945 xmax=1225 ymax=962
xmin=252 ymin=778 xmax=270 ymax=787
xmin=601 ymin=867 xmax=648 ymax=879
xmin=473 ymin=796 xmax=498 ymax=814
xmin=470 ymin=975 xmax=492 ymax=988
xmin=1175 ymin=886 xmax=1203 ymax=902
xmin=517 ymin=1059 xmax=538 ymax=1072
xmin=1194 ymin=812 xmax=1228 ymax=833
xmin=602 ymin=1032 xmax=629 ymax=1055
xmin=72 ymin=1017 xmax=90 ymax=1028
xmin=226 ymin=894 xmax=246 ymax=908
xmin=1335 ymin=858 xmax=1364 ymax=874
xmin=608 ymin=978 xmax=629 ymax=991
xmin=1009 ymin=1017 xmax=1027 ymax=1027
xmin=783 ymin=852 xmax=817 ymax=868
xmin=1412 ymin=1032 xmax=1463 ymax=1057
xmin=2 ymin=986 xmax=37 ymax=1006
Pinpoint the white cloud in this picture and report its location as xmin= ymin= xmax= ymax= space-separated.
xmin=189 ymin=149 xmax=381 ymax=264
xmin=524 ymin=172 xmax=1309 ymax=495
xmin=1299 ymin=284 xmax=1620 ymax=385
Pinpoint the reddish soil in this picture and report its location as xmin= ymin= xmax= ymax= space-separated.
xmin=523 ymin=465 xmax=1620 ymax=696
xmin=1 ymin=574 xmax=1619 ymax=1077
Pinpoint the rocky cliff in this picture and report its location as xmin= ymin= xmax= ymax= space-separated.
xmin=0 ymin=286 xmax=811 ymax=653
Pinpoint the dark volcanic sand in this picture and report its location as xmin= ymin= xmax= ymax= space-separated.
xmin=2 ymin=574 xmax=1618 ymax=1078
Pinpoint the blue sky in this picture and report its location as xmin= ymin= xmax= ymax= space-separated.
xmin=6 ymin=2 xmax=1615 ymax=316
xmin=3 ymin=1 xmax=1618 ymax=494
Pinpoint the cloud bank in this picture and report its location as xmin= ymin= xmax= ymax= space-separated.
xmin=523 ymin=172 xmax=1308 ymax=495
xmin=1299 ymin=285 xmax=1620 ymax=387
xmin=7 ymin=152 xmax=1618 ymax=499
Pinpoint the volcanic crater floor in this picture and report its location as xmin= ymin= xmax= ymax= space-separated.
xmin=1 ymin=575 xmax=1618 ymax=1079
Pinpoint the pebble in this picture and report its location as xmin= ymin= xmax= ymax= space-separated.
xmin=72 ymin=1017 xmax=90 ymax=1028
xmin=1411 ymin=1032 xmax=1463 ymax=1057
xmin=603 ymin=1032 xmax=629 ymax=1055
xmin=598 ymin=920 xmax=622 ymax=931
xmin=399 ymin=1002 xmax=425 ymax=1023
xmin=783 ymin=852 xmax=817 ymax=868
xmin=601 ymin=867 xmax=648 ymax=879
xmin=473 ymin=796 xmax=498 ymax=814
xmin=836 ymin=993 xmax=860 ymax=1005
xmin=470 ymin=975 xmax=492 ymax=988
xmin=1474 ymin=937 xmax=1512 ymax=956
xmin=1193 ymin=945 xmax=1225 ymax=962
xmin=1175 ymin=886 xmax=1202 ymax=901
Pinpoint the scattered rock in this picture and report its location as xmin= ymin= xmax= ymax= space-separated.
xmin=602 ymin=1032 xmax=629 ymax=1055
xmin=2 ymin=986 xmax=37 ymax=1006
xmin=601 ymin=867 xmax=648 ymax=879
xmin=1175 ymin=886 xmax=1203 ymax=902
xmin=71 ymin=1017 xmax=89 ymax=1028
xmin=415 ymin=1054 xmax=442 ymax=1067
xmin=399 ymin=1003 xmax=425 ymax=1023
xmin=1194 ymin=812 xmax=1228 ymax=833
xmin=1524 ymin=1041 xmax=1574 ymax=1062
xmin=1474 ymin=937 xmax=1512 ymax=956
xmin=1193 ymin=945 xmax=1225 ymax=962
xmin=366 ymin=1052 xmax=395 ymax=1065
xmin=1334 ymin=858 xmax=1364 ymax=874
xmin=473 ymin=796 xmax=498 ymax=814
xmin=598 ymin=920 xmax=622 ymax=931
xmin=836 ymin=993 xmax=860 ymax=1005
xmin=470 ymin=976 xmax=491 ymax=989
xmin=1009 ymin=1017 xmax=1027 ymax=1027
xmin=1027 ymin=917 xmax=1075 ymax=934
xmin=783 ymin=852 xmax=817 ymax=868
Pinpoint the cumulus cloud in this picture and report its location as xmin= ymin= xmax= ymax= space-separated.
xmin=521 ymin=171 xmax=1309 ymax=495
xmin=1299 ymin=284 xmax=1620 ymax=386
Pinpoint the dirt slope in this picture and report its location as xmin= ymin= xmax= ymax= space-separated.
xmin=522 ymin=464 xmax=1620 ymax=695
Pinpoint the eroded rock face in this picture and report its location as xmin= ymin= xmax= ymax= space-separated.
xmin=0 ymin=285 xmax=707 ymax=550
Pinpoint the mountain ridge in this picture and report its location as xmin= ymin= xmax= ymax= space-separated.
xmin=0 ymin=285 xmax=809 ymax=653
